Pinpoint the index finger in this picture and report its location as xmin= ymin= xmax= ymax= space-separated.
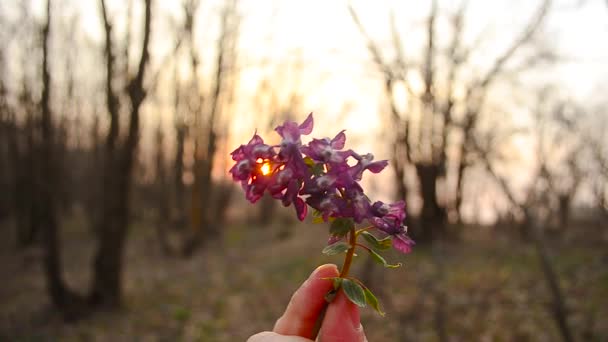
xmin=273 ymin=264 xmax=339 ymax=339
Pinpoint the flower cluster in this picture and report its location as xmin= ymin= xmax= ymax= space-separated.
xmin=229 ymin=113 xmax=414 ymax=254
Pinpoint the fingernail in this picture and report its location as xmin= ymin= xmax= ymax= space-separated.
xmin=310 ymin=264 xmax=337 ymax=279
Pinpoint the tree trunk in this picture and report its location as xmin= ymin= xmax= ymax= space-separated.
xmin=155 ymin=126 xmax=172 ymax=255
xmin=90 ymin=0 xmax=152 ymax=308
xmin=90 ymin=195 xmax=128 ymax=307
xmin=173 ymin=123 xmax=186 ymax=226
xmin=415 ymin=164 xmax=446 ymax=242
xmin=558 ymin=194 xmax=570 ymax=229
xmin=391 ymin=144 xmax=408 ymax=202
xmin=454 ymin=157 xmax=467 ymax=223
xmin=524 ymin=218 xmax=573 ymax=342
xmin=39 ymin=0 xmax=84 ymax=318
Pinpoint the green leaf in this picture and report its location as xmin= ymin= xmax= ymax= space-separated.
xmin=332 ymin=277 xmax=342 ymax=290
xmin=303 ymin=157 xmax=324 ymax=176
xmin=312 ymin=164 xmax=324 ymax=176
xmin=360 ymin=231 xmax=392 ymax=250
xmin=320 ymin=277 xmax=342 ymax=302
xmin=330 ymin=218 xmax=354 ymax=237
xmin=312 ymin=216 xmax=325 ymax=224
xmin=322 ymin=242 xmax=351 ymax=256
xmin=363 ymin=287 xmax=385 ymax=316
xmin=342 ymin=279 xmax=366 ymax=307
xmin=303 ymin=157 xmax=316 ymax=167
xmin=312 ymin=210 xmax=325 ymax=224
xmin=369 ymin=249 xmax=402 ymax=268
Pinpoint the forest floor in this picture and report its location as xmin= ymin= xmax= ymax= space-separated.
xmin=1 ymin=215 xmax=607 ymax=341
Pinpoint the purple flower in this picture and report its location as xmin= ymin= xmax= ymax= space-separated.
xmin=345 ymin=187 xmax=371 ymax=223
xmin=275 ymin=112 xmax=314 ymax=146
xmin=370 ymin=201 xmax=406 ymax=224
xmin=369 ymin=201 xmax=414 ymax=254
xmin=302 ymin=173 xmax=338 ymax=195
xmin=349 ymin=152 xmax=388 ymax=181
xmin=243 ymin=176 xmax=270 ymax=203
xmin=229 ymin=112 xmax=414 ymax=254
xmin=267 ymin=167 xmax=294 ymax=198
xmin=229 ymin=133 xmax=275 ymax=182
xmin=392 ymin=234 xmax=415 ymax=254
xmin=275 ymin=115 xmax=312 ymax=180
xmin=301 ymin=130 xmax=350 ymax=164
xmin=280 ymin=179 xmax=307 ymax=221
xmin=306 ymin=193 xmax=345 ymax=221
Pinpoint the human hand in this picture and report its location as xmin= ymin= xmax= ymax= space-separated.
xmin=247 ymin=264 xmax=367 ymax=342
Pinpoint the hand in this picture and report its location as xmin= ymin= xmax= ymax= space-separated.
xmin=247 ymin=264 xmax=367 ymax=342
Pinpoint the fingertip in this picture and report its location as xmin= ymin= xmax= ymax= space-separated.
xmin=273 ymin=264 xmax=339 ymax=338
xmin=248 ymin=331 xmax=314 ymax=342
xmin=318 ymin=290 xmax=365 ymax=342
xmin=247 ymin=331 xmax=273 ymax=342
xmin=311 ymin=264 xmax=339 ymax=279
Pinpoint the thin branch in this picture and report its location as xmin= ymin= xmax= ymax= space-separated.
xmin=475 ymin=0 xmax=551 ymax=92
xmin=99 ymin=0 xmax=119 ymax=151
xmin=348 ymin=4 xmax=395 ymax=89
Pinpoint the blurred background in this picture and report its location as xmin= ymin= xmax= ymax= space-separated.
xmin=1 ymin=0 xmax=607 ymax=340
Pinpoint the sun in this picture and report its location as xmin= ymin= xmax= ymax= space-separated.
xmin=260 ymin=162 xmax=271 ymax=176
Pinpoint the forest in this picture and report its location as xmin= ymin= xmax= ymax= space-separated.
xmin=0 ymin=0 xmax=607 ymax=341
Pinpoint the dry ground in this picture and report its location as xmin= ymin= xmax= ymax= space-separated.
xmin=1 ymin=217 xmax=607 ymax=341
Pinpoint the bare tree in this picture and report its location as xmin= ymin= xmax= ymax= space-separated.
xmin=171 ymin=57 xmax=188 ymax=229
xmin=90 ymin=0 xmax=153 ymax=307
xmin=183 ymin=0 xmax=240 ymax=255
xmin=589 ymin=123 xmax=608 ymax=220
xmin=0 ymin=47 xmax=11 ymax=223
xmin=154 ymin=123 xmax=173 ymax=254
xmin=536 ymin=100 xmax=585 ymax=229
xmin=349 ymin=0 xmax=553 ymax=240
xmin=38 ymin=0 xmax=85 ymax=317
xmin=471 ymin=104 xmax=574 ymax=342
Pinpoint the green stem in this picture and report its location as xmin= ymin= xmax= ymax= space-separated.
xmin=355 ymin=226 xmax=374 ymax=235
xmin=339 ymin=227 xmax=357 ymax=278
xmin=314 ymin=226 xmax=363 ymax=338
xmin=355 ymin=243 xmax=371 ymax=253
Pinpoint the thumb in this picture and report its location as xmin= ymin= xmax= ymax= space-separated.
xmin=318 ymin=290 xmax=367 ymax=342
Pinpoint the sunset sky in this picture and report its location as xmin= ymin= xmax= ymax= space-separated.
xmin=4 ymin=0 xmax=607 ymax=221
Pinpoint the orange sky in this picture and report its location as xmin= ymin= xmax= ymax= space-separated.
xmin=9 ymin=0 xmax=608 ymax=222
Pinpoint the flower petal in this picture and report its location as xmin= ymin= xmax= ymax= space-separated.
xmin=330 ymin=130 xmax=346 ymax=149
xmin=298 ymin=112 xmax=314 ymax=135
xmin=295 ymin=197 xmax=308 ymax=221
xmin=367 ymin=160 xmax=389 ymax=173
xmin=392 ymin=234 xmax=415 ymax=254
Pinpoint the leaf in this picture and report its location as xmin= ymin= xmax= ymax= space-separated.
xmin=369 ymin=249 xmax=402 ymax=268
xmin=330 ymin=218 xmax=354 ymax=237
xmin=322 ymin=242 xmax=351 ymax=256
xmin=312 ymin=216 xmax=325 ymax=224
xmin=331 ymin=277 xmax=342 ymax=290
xmin=363 ymin=287 xmax=385 ymax=316
xmin=320 ymin=277 xmax=342 ymax=302
xmin=303 ymin=157 xmax=324 ymax=176
xmin=360 ymin=231 xmax=392 ymax=250
xmin=311 ymin=164 xmax=324 ymax=176
xmin=303 ymin=157 xmax=316 ymax=167
xmin=342 ymin=279 xmax=366 ymax=307
xmin=312 ymin=209 xmax=325 ymax=224
xmin=324 ymin=289 xmax=337 ymax=303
